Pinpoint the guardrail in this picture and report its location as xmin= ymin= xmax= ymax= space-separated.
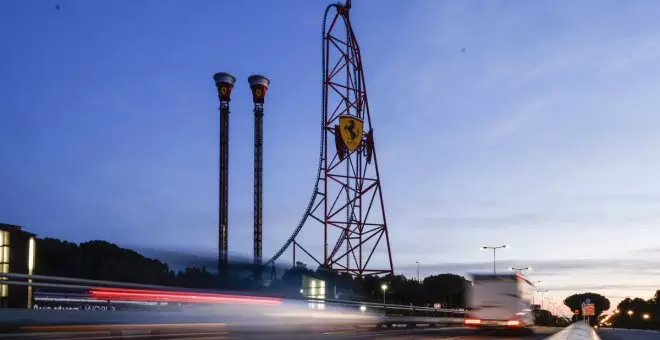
xmin=545 ymin=322 xmax=601 ymax=340
xmin=0 ymin=272 xmax=466 ymax=330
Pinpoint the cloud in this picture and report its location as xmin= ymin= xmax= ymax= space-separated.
xmin=479 ymin=98 xmax=549 ymax=143
xmin=544 ymin=283 xmax=660 ymax=292
xmin=398 ymin=257 xmax=660 ymax=278
xmin=633 ymin=246 xmax=660 ymax=255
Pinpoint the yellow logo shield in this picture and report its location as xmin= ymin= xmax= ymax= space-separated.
xmin=338 ymin=115 xmax=364 ymax=152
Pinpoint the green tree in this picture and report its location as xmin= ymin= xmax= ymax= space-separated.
xmin=563 ymin=292 xmax=610 ymax=325
xmin=422 ymin=273 xmax=469 ymax=309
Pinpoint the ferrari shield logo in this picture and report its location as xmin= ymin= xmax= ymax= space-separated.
xmin=338 ymin=115 xmax=364 ymax=152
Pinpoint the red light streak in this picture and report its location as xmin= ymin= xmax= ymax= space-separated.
xmin=89 ymin=287 xmax=281 ymax=305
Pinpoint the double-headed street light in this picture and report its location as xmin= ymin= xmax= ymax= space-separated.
xmin=510 ymin=266 xmax=532 ymax=274
xmin=480 ymin=245 xmax=509 ymax=275
xmin=537 ymin=289 xmax=549 ymax=309
xmin=531 ymin=281 xmax=542 ymax=305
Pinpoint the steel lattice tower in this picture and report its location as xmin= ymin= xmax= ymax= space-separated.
xmin=265 ymin=0 xmax=393 ymax=276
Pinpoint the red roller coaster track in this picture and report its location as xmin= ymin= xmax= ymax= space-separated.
xmin=266 ymin=0 xmax=393 ymax=277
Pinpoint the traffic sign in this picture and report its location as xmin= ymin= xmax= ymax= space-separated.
xmin=582 ymin=303 xmax=595 ymax=316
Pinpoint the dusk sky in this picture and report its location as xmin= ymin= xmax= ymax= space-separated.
xmin=2 ymin=0 xmax=660 ymax=312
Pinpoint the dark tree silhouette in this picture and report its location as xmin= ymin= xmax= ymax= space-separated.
xmin=611 ymin=295 xmax=660 ymax=330
xmin=34 ymin=237 xmax=475 ymax=309
xmin=422 ymin=273 xmax=469 ymax=308
xmin=563 ymin=292 xmax=610 ymax=325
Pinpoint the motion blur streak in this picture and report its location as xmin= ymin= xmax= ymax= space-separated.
xmin=88 ymin=287 xmax=282 ymax=305
xmin=262 ymin=312 xmax=375 ymax=320
xmin=21 ymin=323 xmax=227 ymax=332
xmin=27 ymin=331 xmax=231 ymax=340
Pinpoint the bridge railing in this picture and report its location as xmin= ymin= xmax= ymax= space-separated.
xmin=546 ymin=321 xmax=601 ymax=340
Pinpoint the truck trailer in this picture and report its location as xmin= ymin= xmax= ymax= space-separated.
xmin=464 ymin=273 xmax=535 ymax=332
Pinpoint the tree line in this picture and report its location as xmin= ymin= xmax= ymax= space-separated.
xmin=610 ymin=292 xmax=660 ymax=330
xmin=34 ymin=237 xmax=469 ymax=307
xmin=563 ymin=291 xmax=660 ymax=330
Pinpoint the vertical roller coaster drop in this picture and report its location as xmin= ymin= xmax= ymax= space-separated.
xmin=265 ymin=0 xmax=393 ymax=277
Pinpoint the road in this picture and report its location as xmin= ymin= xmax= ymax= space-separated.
xmin=0 ymin=326 xmax=561 ymax=339
xmin=598 ymin=328 xmax=660 ymax=340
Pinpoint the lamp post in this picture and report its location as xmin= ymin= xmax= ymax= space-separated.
xmin=416 ymin=261 xmax=420 ymax=282
xmin=627 ymin=310 xmax=633 ymax=330
xmin=509 ymin=266 xmax=532 ymax=275
xmin=381 ymin=284 xmax=388 ymax=315
xmin=531 ymin=281 xmax=542 ymax=305
xmin=213 ymin=72 xmax=236 ymax=278
xmin=480 ymin=245 xmax=509 ymax=275
xmin=537 ymin=289 xmax=548 ymax=309
xmin=247 ymin=74 xmax=270 ymax=279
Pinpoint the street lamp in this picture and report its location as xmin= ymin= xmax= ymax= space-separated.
xmin=531 ymin=281 xmax=542 ymax=305
xmin=480 ymin=245 xmax=509 ymax=275
xmin=537 ymin=289 xmax=548 ymax=309
xmin=627 ymin=310 xmax=634 ymax=330
xmin=509 ymin=266 xmax=532 ymax=274
xmin=416 ymin=261 xmax=420 ymax=282
xmin=381 ymin=284 xmax=388 ymax=314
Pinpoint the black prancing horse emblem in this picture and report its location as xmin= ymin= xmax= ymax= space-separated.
xmin=344 ymin=119 xmax=357 ymax=140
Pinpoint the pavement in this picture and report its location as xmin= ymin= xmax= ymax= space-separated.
xmin=0 ymin=326 xmax=562 ymax=339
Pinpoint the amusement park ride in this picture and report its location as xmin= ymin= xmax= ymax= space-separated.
xmin=214 ymin=0 xmax=393 ymax=279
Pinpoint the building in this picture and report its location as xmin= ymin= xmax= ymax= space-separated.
xmin=0 ymin=223 xmax=36 ymax=308
xmin=301 ymin=273 xmax=326 ymax=310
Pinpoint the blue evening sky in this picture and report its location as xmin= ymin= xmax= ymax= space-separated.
xmin=2 ymin=0 xmax=660 ymax=311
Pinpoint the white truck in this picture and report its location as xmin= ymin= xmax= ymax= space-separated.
xmin=464 ymin=273 xmax=535 ymax=332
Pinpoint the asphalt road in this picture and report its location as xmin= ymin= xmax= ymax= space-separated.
xmin=597 ymin=328 xmax=660 ymax=340
xmin=0 ymin=326 xmax=562 ymax=340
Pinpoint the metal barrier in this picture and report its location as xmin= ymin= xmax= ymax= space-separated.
xmin=545 ymin=322 xmax=601 ymax=340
